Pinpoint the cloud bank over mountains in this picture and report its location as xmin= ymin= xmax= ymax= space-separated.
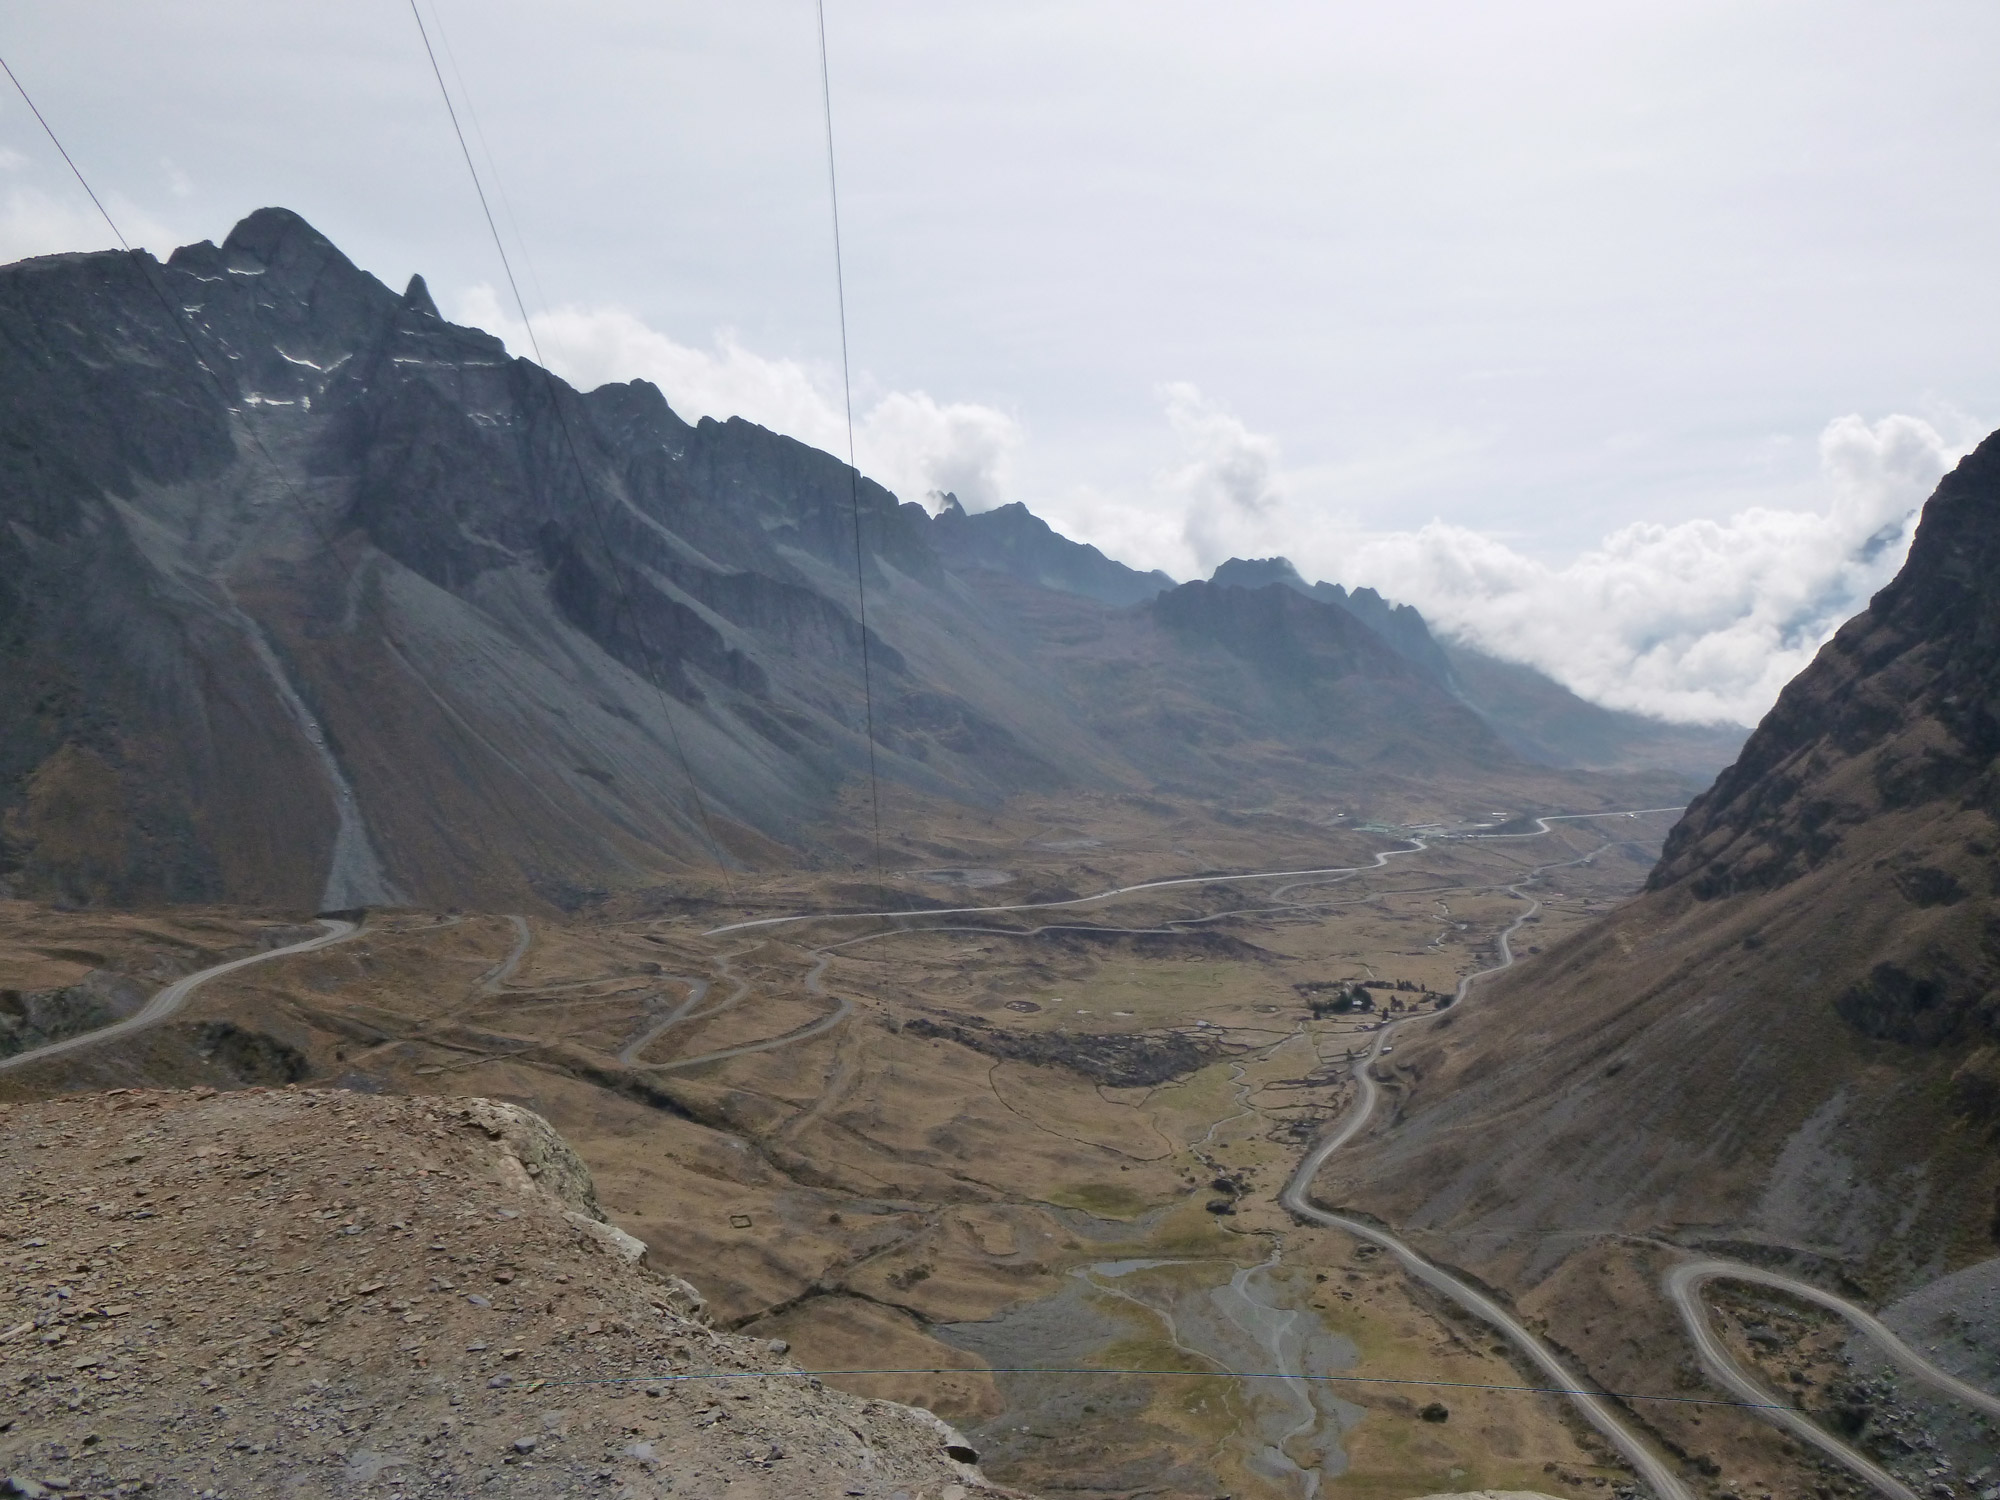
xmin=1329 ymin=414 xmax=1959 ymax=725
xmin=464 ymin=294 xmax=1972 ymax=728
xmin=1085 ymin=394 xmax=1966 ymax=726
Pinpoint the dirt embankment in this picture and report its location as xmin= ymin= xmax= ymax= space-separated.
xmin=900 ymin=1013 xmax=1233 ymax=1086
xmin=1 ymin=1087 xmax=1016 ymax=1500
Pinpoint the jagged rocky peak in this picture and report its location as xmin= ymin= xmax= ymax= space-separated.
xmin=1208 ymin=556 xmax=1311 ymax=591
xmin=1652 ymin=427 xmax=2000 ymax=899
xmin=400 ymin=272 xmax=442 ymax=319
xmin=1207 ymin=556 xmax=1458 ymax=687
xmin=930 ymin=495 xmax=1175 ymax=606
xmin=1153 ymin=575 xmax=1417 ymax=682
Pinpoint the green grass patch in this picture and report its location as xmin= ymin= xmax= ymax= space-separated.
xmin=1047 ymin=1181 xmax=1153 ymax=1219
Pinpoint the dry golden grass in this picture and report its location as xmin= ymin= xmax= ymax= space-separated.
xmin=1 ymin=793 xmax=1686 ymax=1499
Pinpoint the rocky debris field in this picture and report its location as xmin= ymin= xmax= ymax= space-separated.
xmin=0 ymin=1086 xmax=1013 ymax=1500
xmin=899 ymin=1013 xmax=1233 ymax=1087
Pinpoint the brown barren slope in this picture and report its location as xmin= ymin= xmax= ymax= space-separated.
xmin=0 ymin=1087 xmax=1013 ymax=1500
xmin=1312 ymin=432 xmax=2000 ymax=1490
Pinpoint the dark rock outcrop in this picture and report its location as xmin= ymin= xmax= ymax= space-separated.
xmin=1653 ymin=430 xmax=2000 ymax=899
xmin=1322 ymin=430 xmax=2000 ymax=1312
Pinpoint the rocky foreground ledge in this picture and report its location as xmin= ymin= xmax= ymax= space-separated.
xmin=0 ymin=1088 xmax=1012 ymax=1499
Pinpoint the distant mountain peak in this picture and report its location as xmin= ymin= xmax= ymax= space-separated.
xmin=930 ymin=500 xmax=1174 ymax=607
xmin=1209 ymin=556 xmax=1310 ymax=592
xmin=400 ymin=274 xmax=441 ymax=320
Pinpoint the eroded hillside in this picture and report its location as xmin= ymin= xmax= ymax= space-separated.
xmin=1315 ymin=430 xmax=2000 ymax=1492
xmin=0 ymin=1086 xmax=1005 ymax=1499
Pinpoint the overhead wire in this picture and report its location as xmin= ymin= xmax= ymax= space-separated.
xmin=405 ymin=0 xmax=736 ymax=894
xmin=0 ymin=56 xmax=371 ymax=613
xmin=814 ymin=0 xmax=889 ymax=899
xmin=6 ymin=37 xmax=727 ymax=899
xmin=420 ymin=0 xmax=561 ymax=337
xmin=0 ymin=55 xmax=126 ymax=250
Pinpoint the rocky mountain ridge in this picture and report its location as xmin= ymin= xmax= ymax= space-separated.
xmin=1324 ymin=426 xmax=2000 ymax=1294
xmin=0 ymin=208 xmax=1711 ymax=913
xmin=1199 ymin=557 xmax=1748 ymax=776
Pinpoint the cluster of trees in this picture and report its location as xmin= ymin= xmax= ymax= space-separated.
xmin=1294 ymin=978 xmax=1447 ymax=1017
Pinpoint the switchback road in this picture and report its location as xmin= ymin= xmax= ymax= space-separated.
xmin=0 ymin=917 xmax=360 ymax=1075
xmin=1666 ymin=1260 xmax=2000 ymax=1500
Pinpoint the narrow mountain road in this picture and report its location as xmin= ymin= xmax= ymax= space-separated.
xmin=696 ymin=809 xmax=1700 ymax=1495
xmin=703 ymin=837 xmax=1440 ymax=937
xmin=479 ymin=915 xmax=533 ymax=993
xmin=1665 ymin=1261 xmax=2000 ymax=1500
xmin=1277 ymin=854 xmax=1697 ymax=1500
xmin=703 ymin=806 xmax=1688 ymax=940
xmin=632 ymin=954 xmax=852 ymax=1074
xmin=0 ymin=918 xmax=361 ymax=1075
xmin=615 ymin=976 xmax=712 ymax=1065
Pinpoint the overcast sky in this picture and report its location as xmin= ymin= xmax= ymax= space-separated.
xmin=4 ymin=2 xmax=1997 ymax=723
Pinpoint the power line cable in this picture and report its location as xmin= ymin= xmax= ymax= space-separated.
xmin=0 ymin=55 xmax=126 ymax=251
xmin=814 ymin=0 xmax=888 ymax=899
xmin=0 ymin=58 xmax=360 ymax=584
xmin=406 ymin=0 xmax=735 ymax=893
xmin=419 ymin=0 xmax=561 ymax=340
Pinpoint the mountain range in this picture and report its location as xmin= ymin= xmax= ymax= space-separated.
xmin=0 ymin=209 xmax=1739 ymax=913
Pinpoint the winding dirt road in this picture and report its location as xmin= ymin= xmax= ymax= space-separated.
xmin=1268 ymin=825 xmax=2000 ymax=1500
xmin=629 ymin=953 xmax=854 ymax=1074
xmin=0 ymin=918 xmax=361 ymax=1076
xmin=1276 ymin=850 xmax=1697 ymax=1500
xmin=1665 ymin=1261 xmax=2000 ymax=1500
xmin=697 ymin=810 xmax=1709 ymax=1494
xmin=693 ymin=806 xmax=1998 ymax=1495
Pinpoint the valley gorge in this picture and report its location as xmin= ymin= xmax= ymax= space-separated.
xmin=2 ymin=210 xmax=1995 ymax=1500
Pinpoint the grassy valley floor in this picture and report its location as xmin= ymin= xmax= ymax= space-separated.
xmin=3 ymin=792 xmax=1687 ymax=1500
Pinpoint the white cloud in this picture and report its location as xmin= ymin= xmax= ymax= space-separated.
xmin=859 ymin=389 xmax=1019 ymax=513
xmin=449 ymin=287 xmax=1021 ymax=513
xmin=0 ymin=182 xmax=179 ymax=264
xmin=1321 ymin=413 xmax=1965 ymax=725
xmin=1159 ymin=382 xmax=1285 ymax=572
xmin=0 ymin=184 xmax=124 ymax=261
xmin=1045 ymin=389 xmax=1971 ymax=727
xmin=440 ymin=293 xmax=1974 ymax=728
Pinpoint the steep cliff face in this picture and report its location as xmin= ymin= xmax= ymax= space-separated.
xmin=1647 ymin=429 xmax=2000 ymax=1049
xmin=1654 ymin=430 xmax=2000 ymax=903
xmin=0 ymin=210 xmax=1089 ymax=909
xmin=1321 ymin=431 xmax=2000 ymax=1292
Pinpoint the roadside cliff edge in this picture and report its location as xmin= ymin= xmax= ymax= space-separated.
xmin=0 ymin=1086 xmax=1017 ymax=1499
